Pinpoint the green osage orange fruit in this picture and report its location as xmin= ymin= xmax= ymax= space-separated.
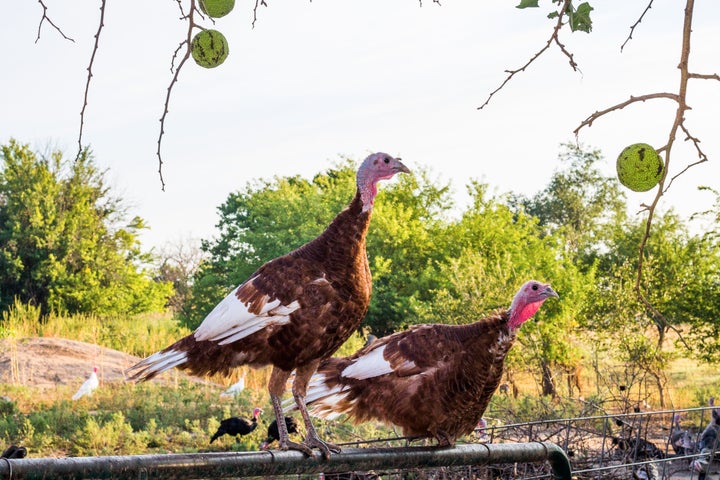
xmin=191 ymin=29 xmax=229 ymax=68
xmin=199 ymin=0 xmax=235 ymax=18
xmin=616 ymin=143 xmax=664 ymax=192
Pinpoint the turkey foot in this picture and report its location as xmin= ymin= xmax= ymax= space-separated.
xmin=434 ymin=430 xmax=455 ymax=448
xmin=279 ymin=438 xmax=314 ymax=457
xmin=303 ymin=431 xmax=341 ymax=459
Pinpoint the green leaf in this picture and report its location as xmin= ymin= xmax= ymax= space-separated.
xmin=568 ymin=2 xmax=593 ymax=33
xmin=547 ymin=11 xmax=559 ymax=19
xmin=516 ymin=0 xmax=539 ymax=8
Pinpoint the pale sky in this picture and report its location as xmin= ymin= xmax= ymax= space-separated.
xmin=2 ymin=1 xmax=719 ymax=250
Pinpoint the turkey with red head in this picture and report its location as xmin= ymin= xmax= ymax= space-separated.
xmin=126 ymin=153 xmax=410 ymax=458
xmin=291 ymin=280 xmax=558 ymax=447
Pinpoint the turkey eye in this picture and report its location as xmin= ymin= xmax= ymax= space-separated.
xmin=532 ymin=284 xmax=538 ymax=291
xmin=384 ymin=157 xmax=390 ymax=164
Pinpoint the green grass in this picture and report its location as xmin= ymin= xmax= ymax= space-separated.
xmin=0 ymin=379 xmax=397 ymax=457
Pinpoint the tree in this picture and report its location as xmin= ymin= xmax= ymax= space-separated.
xmin=155 ymin=236 xmax=206 ymax=316
xmin=514 ymin=143 xmax=626 ymax=260
xmin=580 ymin=210 xmax=720 ymax=406
xmin=0 ymin=140 xmax=172 ymax=316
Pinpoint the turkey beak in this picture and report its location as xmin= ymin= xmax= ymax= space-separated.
xmin=545 ymin=286 xmax=559 ymax=299
xmin=393 ymin=158 xmax=411 ymax=174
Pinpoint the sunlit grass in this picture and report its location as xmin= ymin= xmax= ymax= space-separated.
xmin=0 ymin=300 xmax=190 ymax=358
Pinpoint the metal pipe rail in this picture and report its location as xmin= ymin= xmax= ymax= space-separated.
xmin=0 ymin=441 xmax=571 ymax=480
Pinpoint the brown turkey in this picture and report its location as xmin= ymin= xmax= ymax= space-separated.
xmin=125 ymin=153 xmax=410 ymax=458
xmin=291 ymin=280 xmax=558 ymax=447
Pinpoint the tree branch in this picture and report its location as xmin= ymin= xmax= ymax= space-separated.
xmin=252 ymin=0 xmax=268 ymax=29
xmin=478 ymin=0 xmax=577 ymax=110
xmin=688 ymin=72 xmax=720 ymax=81
xmin=661 ymin=122 xmax=708 ymax=193
xmin=620 ymin=0 xmax=654 ymax=52
xmin=36 ymin=0 xmax=75 ymax=43
xmin=157 ymin=0 xmax=198 ymax=191
xmin=573 ymin=93 xmax=679 ymax=135
xmin=573 ymin=0 xmax=715 ymax=346
xmin=634 ymin=0 xmax=695 ymax=323
xmin=76 ymin=0 xmax=106 ymax=161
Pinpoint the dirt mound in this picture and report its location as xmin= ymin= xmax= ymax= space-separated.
xmin=0 ymin=337 xmax=144 ymax=388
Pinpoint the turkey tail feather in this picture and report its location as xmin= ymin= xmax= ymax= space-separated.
xmin=125 ymin=349 xmax=188 ymax=382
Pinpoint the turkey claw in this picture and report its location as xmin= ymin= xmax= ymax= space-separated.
xmin=280 ymin=439 xmax=314 ymax=457
xmin=306 ymin=438 xmax=341 ymax=459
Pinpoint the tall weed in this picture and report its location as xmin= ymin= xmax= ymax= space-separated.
xmin=0 ymin=300 xmax=189 ymax=357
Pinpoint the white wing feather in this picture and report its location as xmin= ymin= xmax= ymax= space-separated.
xmin=193 ymin=276 xmax=302 ymax=344
xmin=340 ymin=345 xmax=417 ymax=380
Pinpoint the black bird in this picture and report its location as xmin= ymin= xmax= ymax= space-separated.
xmin=261 ymin=416 xmax=300 ymax=449
xmin=210 ymin=407 xmax=262 ymax=444
xmin=1 ymin=445 xmax=27 ymax=459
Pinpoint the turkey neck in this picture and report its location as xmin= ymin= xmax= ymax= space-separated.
xmin=292 ymin=191 xmax=372 ymax=289
xmin=448 ymin=311 xmax=515 ymax=400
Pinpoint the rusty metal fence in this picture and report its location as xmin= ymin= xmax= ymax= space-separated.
xmin=0 ymin=442 xmax=571 ymax=480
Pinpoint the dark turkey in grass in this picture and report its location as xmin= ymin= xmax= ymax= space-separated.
xmin=261 ymin=416 xmax=300 ymax=450
xmin=210 ymin=407 xmax=263 ymax=444
xmin=291 ymin=280 xmax=558 ymax=447
xmin=126 ymin=153 xmax=410 ymax=458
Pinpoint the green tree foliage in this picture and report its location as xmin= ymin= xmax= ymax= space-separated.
xmin=0 ymin=140 xmax=172 ymax=316
xmin=514 ymin=143 xmax=626 ymax=260
xmin=592 ymin=214 xmax=720 ymax=359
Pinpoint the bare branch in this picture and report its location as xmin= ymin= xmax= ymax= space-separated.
xmin=36 ymin=0 xmax=75 ymax=43
xmin=620 ymin=0 xmax=654 ymax=52
xmin=157 ymin=0 xmax=198 ymax=191
xmin=252 ymin=0 xmax=268 ymax=29
xmin=76 ymin=0 xmax=106 ymax=161
xmin=661 ymin=122 xmax=708 ymax=192
xmin=478 ymin=0 xmax=576 ymax=110
xmin=573 ymin=93 xmax=679 ymax=136
xmin=688 ymin=72 xmax=720 ymax=81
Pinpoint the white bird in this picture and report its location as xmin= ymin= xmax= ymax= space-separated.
xmin=72 ymin=366 xmax=99 ymax=400
xmin=220 ymin=372 xmax=246 ymax=398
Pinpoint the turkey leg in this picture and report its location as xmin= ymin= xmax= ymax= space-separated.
xmin=293 ymin=361 xmax=341 ymax=459
xmin=268 ymin=367 xmax=313 ymax=456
